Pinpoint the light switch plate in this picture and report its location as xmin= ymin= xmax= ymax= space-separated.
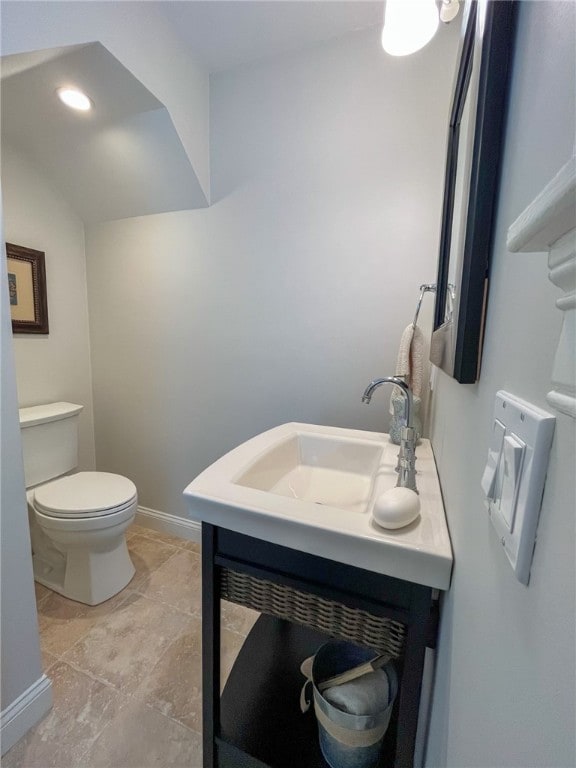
xmin=483 ymin=391 xmax=555 ymax=585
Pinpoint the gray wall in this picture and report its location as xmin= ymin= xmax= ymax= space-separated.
xmin=426 ymin=3 xmax=576 ymax=766
xmin=85 ymin=27 xmax=457 ymax=518
xmin=0 ymin=195 xmax=45 ymax=738
xmin=2 ymin=144 xmax=96 ymax=470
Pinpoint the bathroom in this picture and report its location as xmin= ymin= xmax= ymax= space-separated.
xmin=1 ymin=1 xmax=574 ymax=767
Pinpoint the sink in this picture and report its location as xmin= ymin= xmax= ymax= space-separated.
xmin=184 ymin=423 xmax=453 ymax=589
xmin=236 ymin=432 xmax=384 ymax=512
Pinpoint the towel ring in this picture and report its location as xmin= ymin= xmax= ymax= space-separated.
xmin=412 ymin=284 xmax=437 ymax=328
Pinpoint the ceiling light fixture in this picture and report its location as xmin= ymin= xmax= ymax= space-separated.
xmin=381 ymin=0 xmax=439 ymax=56
xmin=56 ymin=87 xmax=93 ymax=112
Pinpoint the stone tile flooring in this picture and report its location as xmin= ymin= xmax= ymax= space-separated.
xmin=2 ymin=524 xmax=259 ymax=768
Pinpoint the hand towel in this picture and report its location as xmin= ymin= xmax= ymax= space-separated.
xmin=429 ymin=320 xmax=453 ymax=368
xmin=389 ymin=324 xmax=425 ymax=444
xmin=389 ymin=325 xmax=425 ymax=397
xmin=393 ymin=324 xmax=414 ymax=389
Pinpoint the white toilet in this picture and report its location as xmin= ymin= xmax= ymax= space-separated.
xmin=19 ymin=402 xmax=137 ymax=605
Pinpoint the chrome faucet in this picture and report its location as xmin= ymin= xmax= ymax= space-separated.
xmin=362 ymin=376 xmax=418 ymax=493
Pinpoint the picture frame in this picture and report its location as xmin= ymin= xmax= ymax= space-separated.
xmin=6 ymin=242 xmax=49 ymax=334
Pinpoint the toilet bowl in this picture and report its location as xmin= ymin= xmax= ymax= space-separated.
xmin=20 ymin=403 xmax=138 ymax=606
xmin=29 ymin=472 xmax=137 ymax=605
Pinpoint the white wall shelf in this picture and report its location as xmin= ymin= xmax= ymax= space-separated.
xmin=507 ymin=155 xmax=576 ymax=419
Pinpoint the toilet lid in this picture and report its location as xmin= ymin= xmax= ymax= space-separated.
xmin=34 ymin=472 xmax=137 ymax=518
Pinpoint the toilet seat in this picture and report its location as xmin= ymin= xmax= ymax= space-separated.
xmin=33 ymin=471 xmax=137 ymax=519
xmin=34 ymin=499 xmax=137 ymax=533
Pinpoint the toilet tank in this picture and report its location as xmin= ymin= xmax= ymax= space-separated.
xmin=19 ymin=402 xmax=84 ymax=488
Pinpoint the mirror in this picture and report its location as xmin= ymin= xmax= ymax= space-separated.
xmin=433 ymin=0 xmax=516 ymax=383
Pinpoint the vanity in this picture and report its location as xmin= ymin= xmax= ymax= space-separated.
xmin=184 ymin=423 xmax=453 ymax=768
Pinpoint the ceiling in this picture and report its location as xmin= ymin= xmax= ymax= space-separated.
xmin=153 ymin=1 xmax=384 ymax=73
xmin=0 ymin=1 xmax=443 ymax=222
xmin=1 ymin=43 xmax=206 ymax=222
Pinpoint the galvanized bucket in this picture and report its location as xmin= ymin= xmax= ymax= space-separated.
xmin=300 ymin=641 xmax=398 ymax=768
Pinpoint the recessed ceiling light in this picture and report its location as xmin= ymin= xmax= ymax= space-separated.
xmin=56 ymin=87 xmax=93 ymax=112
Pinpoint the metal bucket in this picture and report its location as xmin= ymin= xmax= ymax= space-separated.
xmin=302 ymin=641 xmax=398 ymax=768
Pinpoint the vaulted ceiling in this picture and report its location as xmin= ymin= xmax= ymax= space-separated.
xmin=152 ymin=1 xmax=384 ymax=72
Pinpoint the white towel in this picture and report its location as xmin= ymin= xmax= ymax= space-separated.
xmin=393 ymin=325 xmax=414 ymax=389
xmin=389 ymin=324 xmax=426 ymax=443
xmin=389 ymin=324 xmax=425 ymax=404
xmin=429 ymin=320 xmax=453 ymax=368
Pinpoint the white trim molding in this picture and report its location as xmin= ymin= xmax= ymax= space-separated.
xmin=507 ymin=154 xmax=576 ymax=418
xmin=135 ymin=505 xmax=201 ymax=543
xmin=0 ymin=674 xmax=52 ymax=755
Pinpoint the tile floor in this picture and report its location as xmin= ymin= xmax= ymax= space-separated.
xmin=2 ymin=524 xmax=259 ymax=768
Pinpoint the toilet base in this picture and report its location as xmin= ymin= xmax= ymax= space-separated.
xmin=30 ymin=501 xmax=137 ymax=606
xmin=33 ymin=535 xmax=135 ymax=605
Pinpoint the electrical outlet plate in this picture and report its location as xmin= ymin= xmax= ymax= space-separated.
xmin=482 ymin=391 xmax=555 ymax=585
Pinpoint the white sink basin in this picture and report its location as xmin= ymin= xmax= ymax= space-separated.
xmin=184 ymin=423 xmax=453 ymax=589
xmin=236 ymin=432 xmax=384 ymax=513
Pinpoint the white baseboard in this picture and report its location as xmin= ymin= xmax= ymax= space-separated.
xmin=1 ymin=674 xmax=52 ymax=755
xmin=135 ymin=505 xmax=201 ymax=543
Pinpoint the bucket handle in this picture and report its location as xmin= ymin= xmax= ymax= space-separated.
xmin=300 ymin=678 xmax=313 ymax=714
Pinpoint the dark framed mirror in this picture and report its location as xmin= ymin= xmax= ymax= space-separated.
xmin=433 ymin=0 xmax=516 ymax=383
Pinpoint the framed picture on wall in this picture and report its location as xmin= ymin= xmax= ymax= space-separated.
xmin=6 ymin=242 xmax=49 ymax=334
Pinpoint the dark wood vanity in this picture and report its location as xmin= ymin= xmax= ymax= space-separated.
xmin=201 ymin=523 xmax=440 ymax=768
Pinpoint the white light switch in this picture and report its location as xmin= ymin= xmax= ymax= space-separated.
xmin=481 ymin=391 xmax=555 ymax=585
xmin=481 ymin=419 xmax=506 ymax=500
xmin=498 ymin=433 xmax=525 ymax=530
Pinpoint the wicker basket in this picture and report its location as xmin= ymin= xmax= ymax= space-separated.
xmin=220 ymin=568 xmax=406 ymax=659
